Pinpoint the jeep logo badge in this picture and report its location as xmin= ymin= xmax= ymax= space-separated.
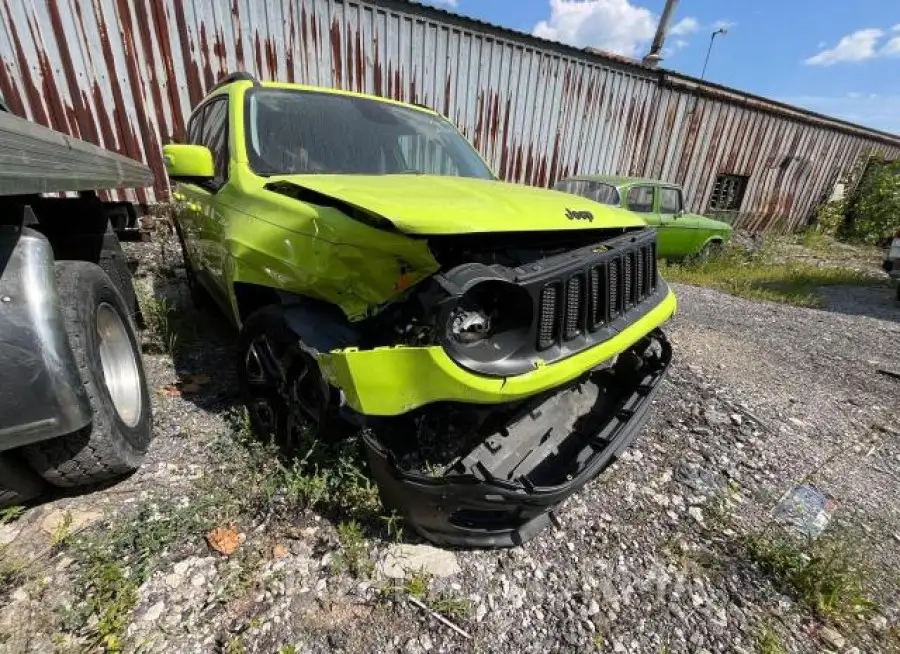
xmin=565 ymin=208 xmax=594 ymax=222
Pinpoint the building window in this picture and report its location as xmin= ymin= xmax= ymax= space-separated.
xmin=709 ymin=174 xmax=748 ymax=212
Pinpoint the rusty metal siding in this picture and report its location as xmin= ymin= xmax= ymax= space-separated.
xmin=3 ymin=0 xmax=900 ymax=231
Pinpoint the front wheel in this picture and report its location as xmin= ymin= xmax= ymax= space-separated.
xmin=236 ymin=306 xmax=342 ymax=453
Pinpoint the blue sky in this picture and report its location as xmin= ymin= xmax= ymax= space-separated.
xmin=422 ymin=0 xmax=900 ymax=134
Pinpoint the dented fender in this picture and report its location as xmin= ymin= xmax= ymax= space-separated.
xmin=219 ymin=188 xmax=440 ymax=321
xmin=318 ymin=287 xmax=678 ymax=416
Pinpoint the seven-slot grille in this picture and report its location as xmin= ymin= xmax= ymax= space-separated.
xmin=537 ymin=240 xmax=658 ymax=351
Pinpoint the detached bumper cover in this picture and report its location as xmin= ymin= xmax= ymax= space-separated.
xmin=320 ymin=285 xmax=676 ymax=416
xmin=362 ymin=331 xmax=672 ymax=548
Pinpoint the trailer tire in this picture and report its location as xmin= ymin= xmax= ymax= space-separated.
xmin=23 ymin=261 xmax=152 ymax=488
xmin=97 ymin=224 xmax=140 ymax=325
xmin=0 ymin=454 xmax=45 ymax=508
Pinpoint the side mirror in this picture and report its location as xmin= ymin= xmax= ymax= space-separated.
xmin=162 ymin=144 xmax=215 ymax=179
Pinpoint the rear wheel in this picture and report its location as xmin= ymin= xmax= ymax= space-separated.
xmin=236 ymin=306 xmax=342 ymax=452
xmin=695 ymin=240 xmax=723 ymax=264
xmin=23 ymin=261 xmax=153 ymax=487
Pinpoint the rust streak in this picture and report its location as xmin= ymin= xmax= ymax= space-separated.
xmin=150 ymin=0 xmax=185 ymax=139
xmin=330 ymin=17 xmax=342 ymax=88
xmin=172 ymin=0 xmax=203 ymax=106
xmin=3 ymin=4 xmax=49 ymax=125
xmin=46 ymin=0 xmax=97 ymax=142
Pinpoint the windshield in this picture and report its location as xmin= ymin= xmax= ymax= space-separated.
xmin=246 ymin=89 xmax=495 ymax=179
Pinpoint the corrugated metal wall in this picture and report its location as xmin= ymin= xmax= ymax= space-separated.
xmin=2 ymin=0 xmax=899 ymax=230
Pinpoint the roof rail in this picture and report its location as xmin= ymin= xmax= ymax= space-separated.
xmin=211 ymin=71 xmax=260 ymax=92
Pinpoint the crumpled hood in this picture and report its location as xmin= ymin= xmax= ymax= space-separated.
xmin=265 ymin=174 xmax=645 ymax=235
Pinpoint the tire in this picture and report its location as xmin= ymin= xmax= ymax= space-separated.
xmin=0 ymin=454 xmax=44 ymax=508
xmin=97 ymin=224 xmax=140 ymax=325
xmin=23 ymin=262 xmax=153 ymax=487
xmin=172 ymin=220 xmax=214 ymax=311
xmin=695 ymin=240 xmax=723 ymax=264
xmin=236 ymin=305 xmax=345 ymax=452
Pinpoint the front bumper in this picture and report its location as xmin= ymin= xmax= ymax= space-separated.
xmin=320 ymin=284 xmax=677 ymax=416
xmin=362 ymin=330 xmax=672 ymax=547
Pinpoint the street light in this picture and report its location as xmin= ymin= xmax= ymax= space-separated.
xmin=700 ymin=27 xmax=728 ymax=80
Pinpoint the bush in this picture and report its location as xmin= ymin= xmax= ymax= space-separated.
xmin=843 ymin=159 xmax=900 ymax=244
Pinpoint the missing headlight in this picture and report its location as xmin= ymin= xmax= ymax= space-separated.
xmin=449 ymin=305 xmax=492 ymax=344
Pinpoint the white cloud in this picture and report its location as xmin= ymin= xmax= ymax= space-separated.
xmin=804 ymin=28 xmax=884 ymax=65
xmin=882 ymin=35 xmax=900 ymax=55
xmin=893 ymin=24 xmax=900 ymax=32
xmin=669 ymin=17 xmax=699 ymax=37
xmin=533 ymin=0 xmax=657 ymax=57
xmin=421 ymin=0 xmax=458 ymax=6
xmin=712 ymin=20 xmax=736 ymax=32
xmin=781 ymin=93 xmax=900 ymax=134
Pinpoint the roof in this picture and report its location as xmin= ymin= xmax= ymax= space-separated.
xmin=212 ymin=76 xmax=439 ymax=116
xmin=559 ymin=174 xmax=678 ymax=188
xmin=398 ymin=0 xmax=900 ymax=145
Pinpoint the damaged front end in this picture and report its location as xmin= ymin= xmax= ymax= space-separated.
xmin=311 ymin=226 xmax=676 ymax=546
xmin=363 ymin=330 xmax=671 ymax=547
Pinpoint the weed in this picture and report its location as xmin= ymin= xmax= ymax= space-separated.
xmin=756 ymin=623 xmax=786 ymax=654
xmin=379 ymin=512 xmax=406 ymax=543
xmin=224 ymin=634 xmax=247 ymax=654
xmin=278 ymin=646 xmax=299 ymax=654
xmin=50 ymin=510 xmax=74 ymax=548
xmin=62 ymin=497 xmax=227 ymax=648
xmin=404 ymin=571 xmax=430 ymax=599
xmin=744 ymin=527 xmax=874 ymax=622
xmin=333 ymin=520 xmax=373 ymax=577
xmin=429 ymin=595 xmax=471 ymax=619
xmin=661 ymin=239 xmax=882 ymax=307
xmin=0 ymin=506 xmax=25 ymax=591
xmin=140 ymin=294 xmax=180 ymax=354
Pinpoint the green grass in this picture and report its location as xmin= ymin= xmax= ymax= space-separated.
xmin=379 ymin=571 xmax=471 ymax=620
xmin=744 ymin=528 xmax=874 ymax=622
xmin=661 ymin=239 xmax=882 ymax=307
xmin=756 ymin=623 xmax=786 ymax=654
xmin=0 ymin=506 xmax=25 ymax=592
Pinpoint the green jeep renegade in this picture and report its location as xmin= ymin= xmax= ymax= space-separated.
xmin=163 ymin=73 xmax=677 ymax=546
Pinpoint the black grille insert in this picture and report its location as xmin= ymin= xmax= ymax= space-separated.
xmin=536 ymin=240 xmax=659 ymax=351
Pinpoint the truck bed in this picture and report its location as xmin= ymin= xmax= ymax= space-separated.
xmin=0 ymin=110 xmax=152 ymax=197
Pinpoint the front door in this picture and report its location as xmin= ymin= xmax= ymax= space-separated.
xmin=657 ymin=186 xmax=699 ymax=257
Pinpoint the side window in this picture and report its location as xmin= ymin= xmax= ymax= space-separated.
xmin=659 ymin=187 xmax=683 ymax=214
xmin=626 ymin=186 xmax=655 ymax=213
xmin=199 ymin=99 xmax=229 ymax=185
xmin=585 ymin=182 xmax=620 ymax=205
xmin=186 ymin=107 xmax=205 ymax=144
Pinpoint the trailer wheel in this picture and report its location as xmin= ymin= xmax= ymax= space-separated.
xmin=23 ymin=261 xmax=153 ymax=487
xmin=0 ymin=454 xmax=44 ymax=508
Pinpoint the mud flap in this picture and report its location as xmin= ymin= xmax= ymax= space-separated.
xmin=362 ymin=330 xmax=672 ymax=548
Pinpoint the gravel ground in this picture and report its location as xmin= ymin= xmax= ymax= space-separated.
xmin=1 ymin=237 xmax=898 ymax=654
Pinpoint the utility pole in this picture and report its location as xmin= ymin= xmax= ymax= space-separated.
xmin=642 ymin=0 xmax=679 ymax=68
xmin=700 ymin=27 xmax=728 ymax=80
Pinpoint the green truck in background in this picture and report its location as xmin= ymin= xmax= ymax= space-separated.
xmin=555 ymin=175 xmax=733 ymax=260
